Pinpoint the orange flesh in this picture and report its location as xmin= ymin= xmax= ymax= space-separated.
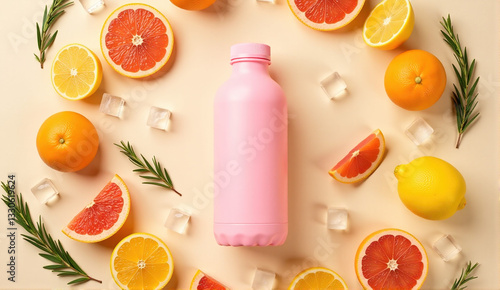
xmin=294 ymin=0 xmax=358 ymax=24
xmin=105 ymin=8 xmax=169 ymax=73
xmin=67 ymin=182 xmax=124 ymax=235
xmin=362 ymin=234 xmax=424 ymax=290
xmin=332 ymin=133 xmax=380 ymax=178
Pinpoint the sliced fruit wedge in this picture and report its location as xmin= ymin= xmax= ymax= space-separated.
xmin=329 ymin=129 xmax=385 ymax=183
xmin=288 ymin=267 xmax=347 ymax=290
xmin=363 ymin=0 xmax=415 ymax=49
xmin=62 ymin=174 xmax=130 ymax=243
xmin=190 ymin=270 xmax=229 ymax=290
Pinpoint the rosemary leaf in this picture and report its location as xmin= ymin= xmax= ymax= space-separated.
xmin=451 ymin=261 xmax=479 ymax=290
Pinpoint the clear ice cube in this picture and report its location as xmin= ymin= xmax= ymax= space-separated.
xmin=78 ymin=0 xmax=105 ymax=14
xmin=164 ymin=208 xmax=190 ymax=234
xmin=256 ymin=0 xmax=276 ymax=3
xmin=100 ymin=93 xmax=124 ymax=118
xmin=252 ymin=268 xmax=276 ymax=290
xmin=31 ymin=178 xmax=59 ymax=205
xmin=320 ymin=72 xmax=347 ymax=100
xmin=405 ymin=117 xmax=434 ymax=146
xmin=327 ymin=208 xmax=348 ymax=230
xmin=147 ymin=106 xmax=172 ymax=130
xmin=432 ymin=234 xmax=462 ymax=261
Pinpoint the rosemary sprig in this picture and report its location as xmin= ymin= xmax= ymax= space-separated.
xmin=451 ymin=261 xmax=479 ymax=290
xmin=114 ymin=141 xmax=182 ymax=196
xmin=34 ymin=0 xmax=73 ymax=68
xmin=440 ymin=15 xmax=480 ymax=148
xmin=1 ymin=182 xmax=101 ymax=285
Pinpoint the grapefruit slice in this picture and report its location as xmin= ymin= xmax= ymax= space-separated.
xmin=100 ymin=3 xmax=174 ymax=78
xmin=190 ymin=270 xmax=229 ymax=290
xmin=287 ymin=0 xmax=365 ymax=31
xmin=288 ymin=267 xmax=347 ymax=290
xmin=62 ymin=174 xmax=130 ymax=243
xmin=110 ymin=233 xmax=174 ymax=290
xmin=329 ymin=129 xmax=385 ymax=183
xmin=355 ymin=228 xmax=428 ymax=290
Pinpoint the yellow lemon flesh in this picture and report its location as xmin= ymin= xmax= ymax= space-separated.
xmin=394 ymin=156 xmax=466 ymax=220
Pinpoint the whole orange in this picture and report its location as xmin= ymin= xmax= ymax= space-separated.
xmin=384 ymin=49 xmax=447 ymax=111
xmin=170 ymin=0 xmax=216 ymax=10
xmin=36 ymin=111 xmax=99 ymax=172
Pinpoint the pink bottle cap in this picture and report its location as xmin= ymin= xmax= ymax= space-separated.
xmin=230 ymin=43 xmax=270 ymax=61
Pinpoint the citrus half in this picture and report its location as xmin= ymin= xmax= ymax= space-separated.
xmin=170 ymin=0 xmax=216 ymax=10
xmin=288 ymin=267 xmax=347 ymax=290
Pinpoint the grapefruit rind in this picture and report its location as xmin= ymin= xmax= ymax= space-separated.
xmin=190 ymin=270 xmax=229 ymax=290
xmin=51 ymin=43 xmax=103 ymax=100
xmin=363 ymin=0 xmax=415 ymax=50
xmin=329 ymin=129 xmax=386 ymax=184
xmin=100 ymin=3 xmax=175 ymax=78
xmin=355 ymin=228 xmax=428 ymax=290
xmin=110 ymin=232 xmax=174 ymax=290
xmin=287 ymin=0 xmax=365 ymax=31
xmin=288 ymin=267 xmax=347 ymax=290
xmin=62 ymin=174 xmax=130 ymax=243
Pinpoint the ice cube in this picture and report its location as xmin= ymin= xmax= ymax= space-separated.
xmin=252 ymin=268 xmax=276 ymax=290
xmin=164 ymin=208 xmax=190 ymax=234
xmin=31 ymin=178 xmax=59 ymax=205
xmin=432 ymin=234 xmax=462 ymax=261
xmin=320 ymin=72 xmax=347 ymax=100
xmin=78 ymin=0 xmax=105 ymax=14
xmin=327 ymin=208 xmax=348 ymax=230
xmin=100 ymin=93 xmax=124 ymax=118
xmin=147 ymin=106 xmax=172 ymax=131
xmin=405 ymin=117 xmax=434 ymax=146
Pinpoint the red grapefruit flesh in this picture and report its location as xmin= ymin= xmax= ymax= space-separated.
xmin=62 ymin=174 xmax=130 ymax=243
xmin=355 ymin=228 xmax=428 ymax=290
xmin=100 ymin=3 xmax=174 ymax=78
xmin=329 ymin=129 xmax=385 ymax=183
xmin=287 ymin=0 xmax=365 ymax=31
xmin=190 ymin=270 xmax=228 ymax=290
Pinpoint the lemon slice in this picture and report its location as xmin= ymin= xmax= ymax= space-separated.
xmin=288 ymin=267 xmax=347 ymax=290
xmin=110 ymin=233 xmax=174 ymax=290
xmin=51 ymin=43 xmax=102 ymax=100
xmin=363 ymin=0 xmax=415 ymax=50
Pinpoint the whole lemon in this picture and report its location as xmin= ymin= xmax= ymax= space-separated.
xmin=394 ymin=156 xmax=466 ymax=220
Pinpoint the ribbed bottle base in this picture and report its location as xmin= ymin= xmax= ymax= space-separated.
xmin=214 ymin=223 xmax=287 ymax=246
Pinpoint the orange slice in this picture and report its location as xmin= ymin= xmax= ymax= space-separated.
xmin=355 ymin=228 xmax=428 ymax=290
xmin=329 ymin=129 xmax=385 ymax=183
xmin=288 ymin=267 xmax=347 ymax=290
xmin=62 ymin=174 xmax=130 ymax=243
xmin=287 ymin=0 xmax=365 ymax=31
xmin=190 ymin=270 xmax=229 ymax=290
xmin=100 ymin=3 xmax=174 ymax=78
xmin=110 ymin=233 xmax=174 ymax=290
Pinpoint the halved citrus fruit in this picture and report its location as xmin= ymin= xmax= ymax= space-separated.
xmin=51 ymin=44 xmax=103 ymax=100
xmin=288 ymin=267 xmax=347 ymax=290
xmin=111 ymin=233 xmax=174 ymax=290
xmin=355 ymin=229 xmax=428 ymax=290
xmin=170 ymin=0 xmax=216 ymax=10
xmin=287 ymin=0 xmax=365 ymax=31
xmin=62 ymin=174 xmax=130 ymax=243
xmin=190 ymin=270 xmax=229 ymax=290
xmin=363 ymin=0 xmax=414 ymax=50
xmin=329 ymin=129 xmax=385 ymax=183
xmin=100 ymin=3 xmax=174 ymax=78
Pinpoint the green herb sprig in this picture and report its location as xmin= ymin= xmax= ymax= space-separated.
xmin=1 ymin=182 xmax=101 ymax=285
xmin=440 ymin=15 xmax=480 ymax=148
xmin=115 ymin=141 xmax=182 ymax=196
xmin=35 ymin=0 xmax=74 ymax=68
xmin=451 ymin=261 xmax=479 ymax=290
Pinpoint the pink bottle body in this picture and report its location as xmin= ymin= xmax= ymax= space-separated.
xmin=214 ymin=43 xmax=288 ymax=246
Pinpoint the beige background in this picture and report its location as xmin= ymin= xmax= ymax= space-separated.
xmin=0 ymin=0 xmax=499 ymax=289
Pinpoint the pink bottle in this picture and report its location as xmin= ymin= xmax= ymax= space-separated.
xmin=214 ymin=43 xmax=288 ymax=246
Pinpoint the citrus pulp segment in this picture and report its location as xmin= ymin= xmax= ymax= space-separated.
xmin=51 ymin=43 xmax=102 ymax=100
xmin=110 ymin=233 xmax=174 ymax=290
xmin=363 ymin=0 xmax=414 ymax=49
xmin=288 ymin=267 xmax=347 ymax=290
xmin=190 ymin=270 xmax=229 ymax=290
xmin=355 ymin=228 xmax=428 ymax=290
xmin=100 ymin=3 xmax=174 ymax=78
xmin=62 ymin=174 xmax=130 ymax=243
xmin=287 ymin=0 xmax=365 ymax=31
xmin=329 ymin=129 xmax=385 ymax=183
